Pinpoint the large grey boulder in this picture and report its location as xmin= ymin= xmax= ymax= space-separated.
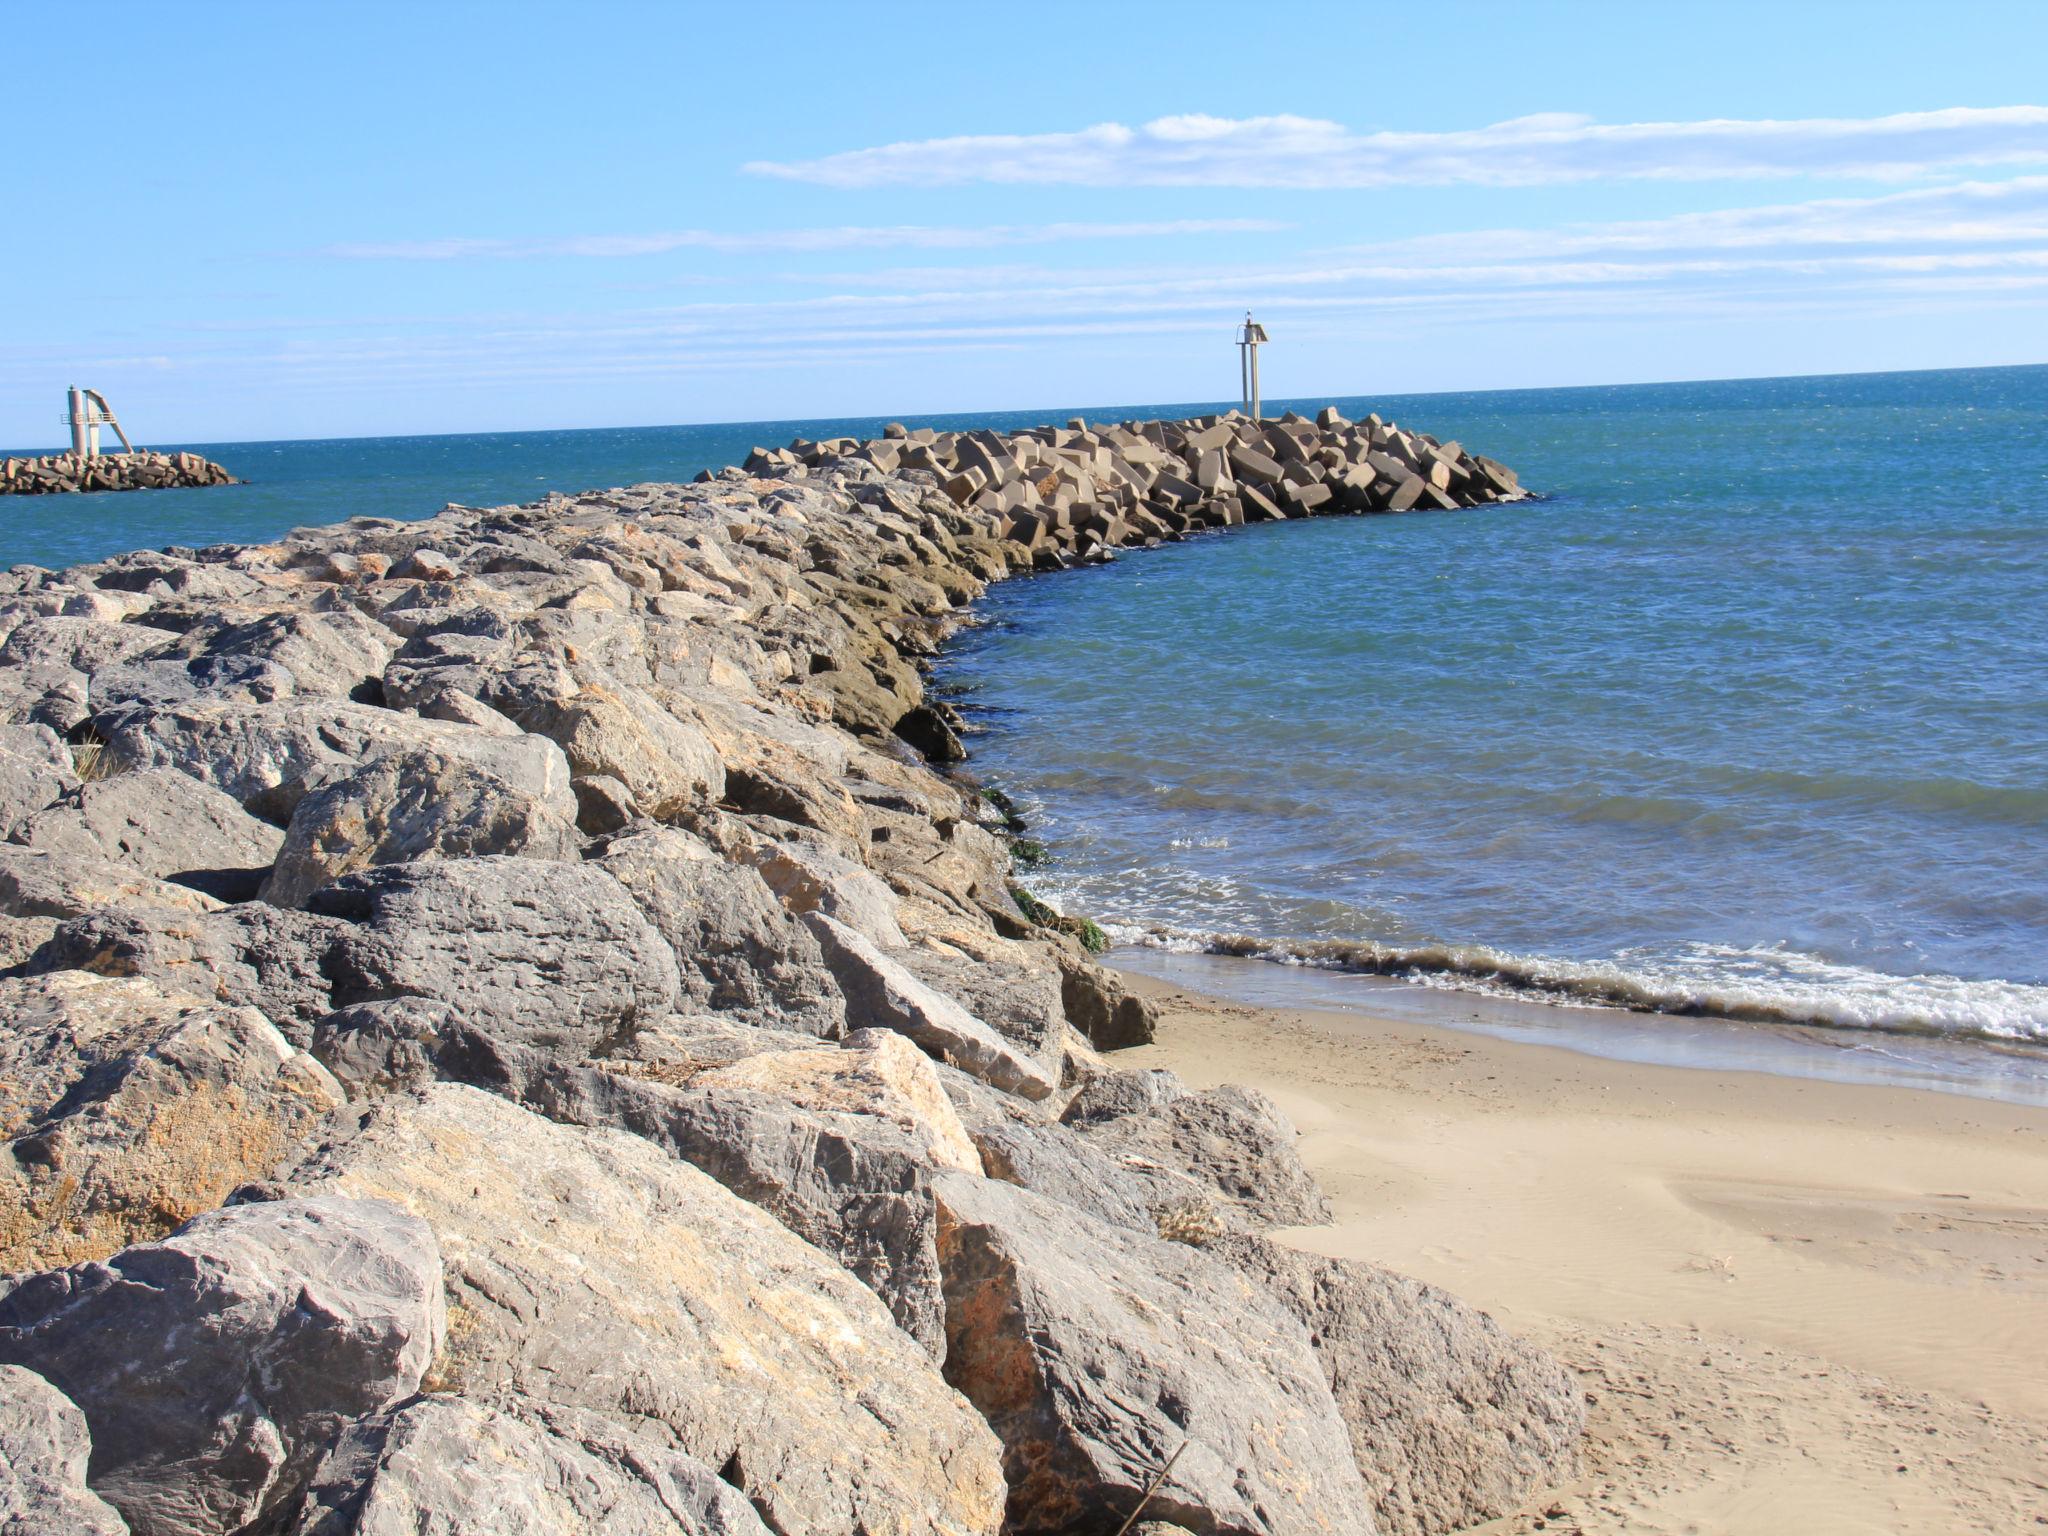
xmin=0 ymin=1365 xmax=128 ymax=1536
xmin=0 ymin=971 xmax=343 ymax=1271
xmin=262 ymin=747 xmax=579 ymax=907
xmin=1213 ymin=1236 xmax=1583 ymax=1536
xmin=148 ymin=606 xmax=396 ymax=701
xmin=805 ymin=913 xmax=1056 ymax=1099
xmin=932 ymin=1173 xmax=1376 ymax=1536
xmin=284 ymin=1085 xmax=1006 ymax=1536
xmin=98 ymin=700 xmax=570 ymax=824
xmin=278 ymin=1396 xmax=772 ymax=1536
xmin=27 ymin=902 xmax=354 ymax=1047
xmin=0 ymin=845 xmax=220 ymax=922
xmin=308 ymin=857 xmax=676 ymax=1056
xmin=0 ymin=725 xmax=78 ymax=840
xmin=0 ymin=1195 xmax=443 ymax=1536
xmin=970 ymin=1117 xmax=1159 ymax=1235
xmin=592 ymin=826 xmax=846 ymax=1037
xmin=519 ymin=688 xmax=724 ymax=819
xmin=1068 ymin=1073 xmax=1331 ymax=1232
xmin=13 ymin=770 xmax=284 ymax=902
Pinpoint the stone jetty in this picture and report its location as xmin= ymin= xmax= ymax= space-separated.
xmin=1 ymin=450 xmax=237 ymax=496
xmin=0 ymin=408 xmax=1577 ymax=1536
xmin=740 ymin=405 xmax=1525 ymax=568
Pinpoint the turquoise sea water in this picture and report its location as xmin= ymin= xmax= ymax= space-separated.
xmin=939 ymin=366 xmax=2048 ymax=1046
xmin=5 ymin=366 xmax=2045 ymax=1049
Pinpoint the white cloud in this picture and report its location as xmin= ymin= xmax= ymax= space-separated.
xmin=322 ymin=218 xmax=1286 ymax=261
xmin=745 ymin=106 xmax=2048 ymax=189
xmin=1338 ymin=175 xmax=2048 ymax=261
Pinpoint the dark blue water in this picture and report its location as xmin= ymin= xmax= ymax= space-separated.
xmin=941 ymin=367 xmax=2048 ymax=1044
xmin=3 ymin=406 xmax=1203 ymax=572
xmin=8 ymin=368 xmax=2045 ymax=1045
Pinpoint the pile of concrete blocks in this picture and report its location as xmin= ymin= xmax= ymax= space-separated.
xmin=0 ymin=450 xmax=238 ymax=496
xmin=738 ymin=407 xmax=1526 ymax=567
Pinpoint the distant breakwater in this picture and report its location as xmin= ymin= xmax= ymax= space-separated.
xmin=1 ymin=449 xmax=237 ymax=495
xmin=737 ymin=405 xmax=1527 ymax=569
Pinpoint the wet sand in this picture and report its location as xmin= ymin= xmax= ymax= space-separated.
xmin=1113 ymin=965 xmax=2048 ymax=1534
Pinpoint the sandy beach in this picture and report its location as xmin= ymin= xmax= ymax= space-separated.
xmin=1114 ymin=966 xmax=2048 ymax=1534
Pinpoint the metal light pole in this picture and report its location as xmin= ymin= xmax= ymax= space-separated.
xmin=1237 ymin=313 xmax=1268 ymax=422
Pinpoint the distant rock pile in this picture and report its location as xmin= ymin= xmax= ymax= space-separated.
xmin=0 ymin=412 xmax=1577 ymax=1536
xmin=1 ymin=450 xmax=237 ymax=496
xmin=741 ymin=406 xmax=1525 ymax=566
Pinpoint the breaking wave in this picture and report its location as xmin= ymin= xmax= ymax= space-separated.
xmin=1106 ymin=921 xmax=2048 ymax=1045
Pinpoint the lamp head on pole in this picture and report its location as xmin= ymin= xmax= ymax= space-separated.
xmin=1236 ymin=311 xmax=1268 ymax=421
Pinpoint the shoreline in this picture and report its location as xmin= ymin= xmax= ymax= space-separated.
xmin=1114 ymin=966 xmax=2048 ymax=1532
xmin=1107 ymin=946 xmax=2048 ymax=1108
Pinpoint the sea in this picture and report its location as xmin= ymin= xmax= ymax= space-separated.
xmin=6 ymin=365 xmax=2047 ymax=1089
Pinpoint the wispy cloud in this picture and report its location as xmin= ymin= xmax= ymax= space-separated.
xmin=321 ymin=218 xmax=1287 ymax=261
xmin=1341 ymin=175 xmax=2048 ymax=261
xmin=745 ymin=106 xmax=2048 ymax=190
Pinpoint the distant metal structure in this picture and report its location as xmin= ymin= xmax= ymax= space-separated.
xmin=1237 ymin=312 xmax=1269 ymax=422
xmin=64 ymin=386 xmax=133 ymax=460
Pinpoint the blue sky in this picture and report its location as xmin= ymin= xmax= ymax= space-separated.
xmin=7 ymin=0 xmax=2048 ymax=446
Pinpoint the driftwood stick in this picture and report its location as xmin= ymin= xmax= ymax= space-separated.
xmin=1112 ymin=1441 xmax=1190 ymax=1536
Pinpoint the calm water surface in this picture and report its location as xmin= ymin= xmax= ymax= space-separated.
xmin=940 ymin=367 xmax=2048 ymax=1046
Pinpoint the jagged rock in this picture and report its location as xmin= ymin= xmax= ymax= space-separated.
xmin=1057 ymin=953 xmax=1158 ymax=1049
xmin=98 ymin=700 xmax=571 ymax=824
xmin=1069 ymin=1077 xmax=1331 ymax=1231
xmin=277 ymin=1396 xmax=772 ymax=1536
xmin=311 ymin=857 xmax=679 ymax=1056
xmin=748 ymin=834 xmax=908 ymax=948
xmin=1060 ymin=1065 xmax=1189 ymax=1126
xmin=0 ymin=1364 xmax=129 ymax=1536
xmin=12 ymin=770 xmax=284 ymax=902
xmin=932 ymin=1173 xmax=1376 ymax=1536
xmin=593 ymin=826 xmax=846 ymax=1037
xmin=152 ymin=607 xmax=396 ymax=701
xmin=0 ymin=724 xmax=78 ymax=839
xmin=806 ymin=913 xmax=1056 ymax=1099
xmin=695 ymin=1029 xmax=982 ymax=1175
xmin=0 ymin=845 xmax=221 ymax=921
xmin=0 ymin=1195 xmax=443 ymax=1536
xmin=896 ymin=942 xmax=1070 ymax=1091
xmin=285 ymin=1085 xmax=1007 ymax=1536
xmin=87 ymin=651 xmax=298 ymax=718
xmin=0 ymin=971 xmax=342 ymax=1270
xmin=517 ymin=1035 xmax=965 ymax=1357
xmin=970 ymin=1117 xmax=1159 ymax=1234
xmin=262 ymin=747 xmax=579 ymax=907
xmin=1213 ymin=1235 xmax=1585 ymax=1536
xmin=569 ymin=771 xmax=636 ymax=834
xmin=521 ymin=688 xmax=724 ymax=819
xmin=26 ymin=902 xmax=354 ymax=1047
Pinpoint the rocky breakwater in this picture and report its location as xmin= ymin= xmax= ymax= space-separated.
xmin=742 ymin=406 xmax=1526 ymax=572
xmin=2 ymin=451 xmax=238 ymax=496
xmin=0 ymin=408 xmax=1577 ymax=1536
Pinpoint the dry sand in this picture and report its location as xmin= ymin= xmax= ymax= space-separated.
xmin=1115 ymin=969 xmax=2048 ymax=1535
